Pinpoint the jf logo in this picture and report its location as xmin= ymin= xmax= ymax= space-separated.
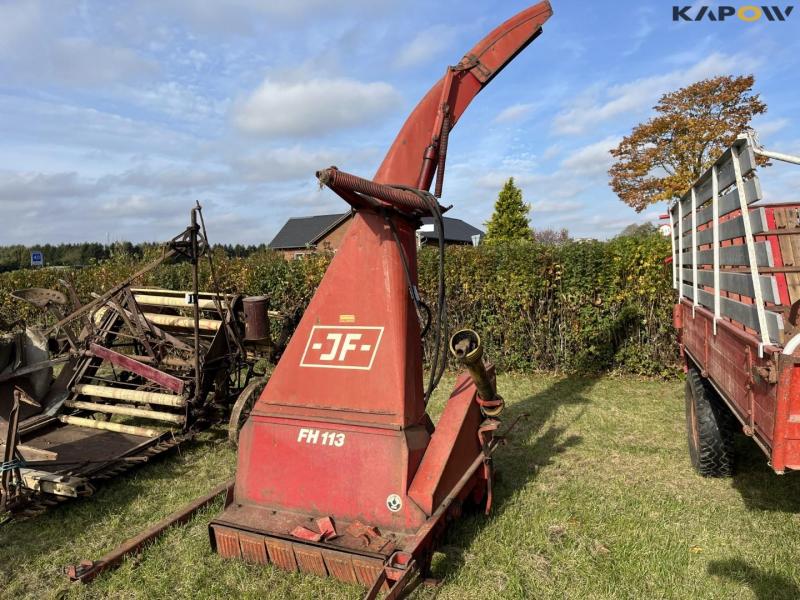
xmin=300 ymin=326 xmax=384 ymax=370
xmin=673 ymin=5 xmax=794 ymax=20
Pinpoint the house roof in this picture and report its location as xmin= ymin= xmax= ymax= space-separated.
xmin=268 ymin=212 xmax=483 ymax=249
xmin=419 ymin=216 xmax=483 ymax=243
xmin=268 ymin=213 xmax=351 ymax=249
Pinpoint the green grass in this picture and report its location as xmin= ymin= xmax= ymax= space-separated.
xmin=3 ymin=373 xmax=800 ymax=599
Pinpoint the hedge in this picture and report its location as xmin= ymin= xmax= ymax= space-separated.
xmin=0 ymin=234 xmax=677 ymax=377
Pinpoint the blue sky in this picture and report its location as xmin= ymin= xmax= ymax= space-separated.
xmin=0 ymin=0 xmax=798 ymax=245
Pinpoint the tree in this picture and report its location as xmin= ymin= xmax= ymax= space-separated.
xmin=533 ymin=227 xmax=570 ymax=245
xmin=484 ymin=178 xmax=533 ymax=243
xmin=617 ymin=222 xmax=657 ymax=238
xmin=609 ymin=75 xmax=767 ymax=212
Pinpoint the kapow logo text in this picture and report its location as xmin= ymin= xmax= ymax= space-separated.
xmin=673 ymin=5 xmax=794 ymax=20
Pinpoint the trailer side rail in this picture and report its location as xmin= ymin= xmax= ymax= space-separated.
xmin=669 ymin=135 xmax=783 ymax=353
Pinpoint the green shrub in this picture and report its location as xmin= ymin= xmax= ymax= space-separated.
xmin=0 ymin=235 xmax=676 ymax=376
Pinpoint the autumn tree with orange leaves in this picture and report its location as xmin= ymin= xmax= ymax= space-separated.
xmin=609 ymin=75 xmax=766 ymax=212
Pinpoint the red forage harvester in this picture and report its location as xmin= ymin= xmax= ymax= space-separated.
xmin=210 ymin=3 xmax=553 ymax=597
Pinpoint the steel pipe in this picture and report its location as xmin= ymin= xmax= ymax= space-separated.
xmin=317 ymin=167 xmax=437 ymax=214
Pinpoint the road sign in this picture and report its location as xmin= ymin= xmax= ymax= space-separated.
xmin=30 ymin=251 xmax=44 ymax=267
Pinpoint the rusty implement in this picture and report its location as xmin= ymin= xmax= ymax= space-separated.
xmin=1 ymin=206 xmax=284 ymax=519
xmin=210 ymin=3 xmax=553 ymax=598
xmin=66 ymin=479 xmax=233 ymax=583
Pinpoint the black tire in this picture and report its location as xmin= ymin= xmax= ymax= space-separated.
xmin=685 ymin=367 xmax=735 ymax=477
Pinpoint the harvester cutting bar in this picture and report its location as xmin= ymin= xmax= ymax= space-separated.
xmin=58 ymin=415 xmax=161 ymax=438
xmin=316 ymin=167 xmax=441 ymax=215
xmin=65 ymin=400 xmax=185 ymax=425
xmin=72 ymin=384 xmax=185 ymax=407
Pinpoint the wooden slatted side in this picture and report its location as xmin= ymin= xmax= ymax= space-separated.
xmin=682 ymin=284 xmax=783 ymax=343
xmin=772 ymin=207 xmax=800 ymax=303
xmin=680 ymin=268 xmax=780 ymax=304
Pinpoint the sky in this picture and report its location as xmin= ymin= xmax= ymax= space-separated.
xmin=0 ymin=0 xmax=799 ymax=246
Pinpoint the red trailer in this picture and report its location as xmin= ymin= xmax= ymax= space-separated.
xmin=670 ymin=133 xmax=800 ymax=476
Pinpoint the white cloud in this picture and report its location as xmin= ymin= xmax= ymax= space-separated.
xmin=108 ymin=166 xmax=231 ymax=192
xmin=231 ymin=145 xmax=380 ymax=183
xmin=560 ymin=136 xmax=621 ymax=175
xmin=754 ymin=118 xmax=790 ymax=138
xmin=542 ymin=143 xmax=563 ymax=160
xmin=531 ymin=200 xmax=583 ymax=214
xmin=493 ymin=103 xmax=537 ymax=124
xmin=0 ymin=1 xmax=41 ymax=55
xmin=232 ymin=77 xmax=402 ymax=137
xmin=48 ymin=37 xmax=158 ymax=86
xmin=394 ymin=25 xmax=457 ymax=68
xmin=0 ymin=3 xmax=158 ymax=87
xmin=153 ymin=0 xmax=394 ymax=33
xmin=0 ymin=170 xmax=103 ymax=202
xmin=552 ymin=52 xmax=760 ymax=135
xmin=130 ymin=82 xmax=228 ymax=121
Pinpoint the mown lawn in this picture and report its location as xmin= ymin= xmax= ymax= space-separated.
xmin=2 ymin=373 xmax=800 ymax=599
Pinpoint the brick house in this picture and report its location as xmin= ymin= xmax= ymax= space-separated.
xmin=269 ymin=212 xmax=483 ymax=259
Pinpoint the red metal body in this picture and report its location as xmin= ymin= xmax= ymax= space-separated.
xmin=677 ymin=203 xmax=800 ymax=474
xmin=210 ymin=2 xmax=553 ymax=593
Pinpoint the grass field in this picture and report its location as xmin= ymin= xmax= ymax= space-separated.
xmin=2 ymin=373 xmax=800 ymax=599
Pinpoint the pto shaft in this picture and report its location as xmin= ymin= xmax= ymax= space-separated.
xmin=449 ymin=329 xmax=504 ymax=416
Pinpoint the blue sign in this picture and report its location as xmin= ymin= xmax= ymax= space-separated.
xmin=30 ymin=251 xmax=44 ymax=267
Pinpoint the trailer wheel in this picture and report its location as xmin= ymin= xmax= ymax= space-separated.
xmin=685 ymin=368 xmax=735 ymax=477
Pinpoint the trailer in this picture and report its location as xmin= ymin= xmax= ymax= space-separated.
xmin=669 ymin=132 xmax=800 ymax=476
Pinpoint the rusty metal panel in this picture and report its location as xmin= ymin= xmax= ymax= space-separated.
xmin=265 ymin=538 xmax=297 ymax=572
xmin=352 ymin=556 xmax=384 ymax=587
xmin=293 ymin=544 xmax=328 ymax=577
xmin=243 ymin=296 xmax=270 ymax=341
xmin=239 ymin=532 xmax=269 ymax=565
xmin=212 ymin=526 xmax=242 ymax=560
xmin=88 ymin=343 xmax=185 ymax=394
xmin=322 ymin=548 xmax=358 ymax=583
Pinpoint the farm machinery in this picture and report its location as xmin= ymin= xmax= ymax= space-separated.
xmin=669 ymin=132 xmax=800 ymax=476
xmin=0 ymin=207 xmax=282 ymax=518
xmin=209 ymin=3 xmax=553 ymax=598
